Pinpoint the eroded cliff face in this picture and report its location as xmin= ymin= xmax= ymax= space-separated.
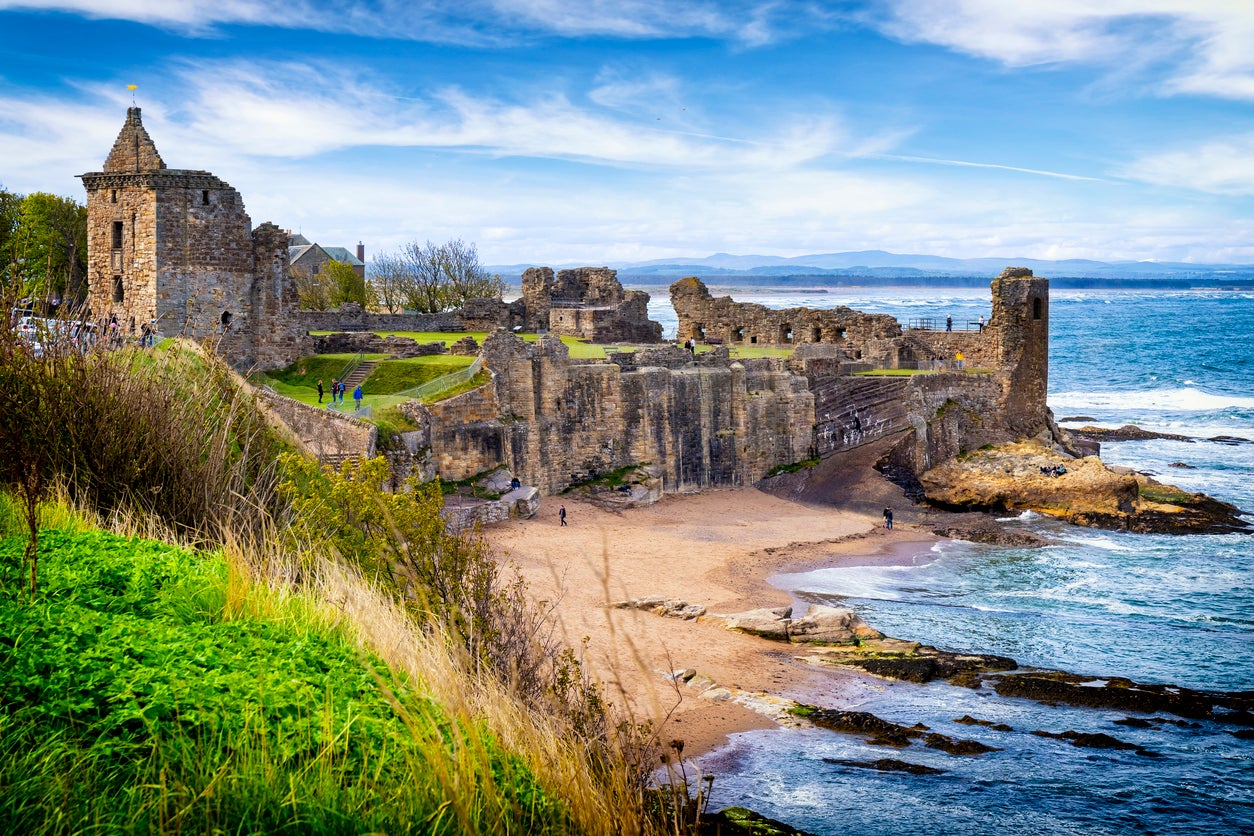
xmin=416 ymin=332 xmax=814 ymax=495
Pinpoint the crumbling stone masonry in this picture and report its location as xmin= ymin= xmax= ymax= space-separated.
xmin=81 ymin=108 xmax=311 ymax=370
xmin=522 ymin=266 xmax=663 ymax=343
xmin=670 ymin=276 xmax=901 ymax=354
xmin=404 ymin=332 xmax=813 ymax=495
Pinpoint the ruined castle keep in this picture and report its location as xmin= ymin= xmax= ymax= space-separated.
xmin=80 ymin=108 xmax=310 ymax=370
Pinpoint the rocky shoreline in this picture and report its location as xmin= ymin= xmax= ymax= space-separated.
xmin=626 ymin=595 xmax=1254 ymax=793
xmin=917 ymin=438 xmax=1251 ymax=534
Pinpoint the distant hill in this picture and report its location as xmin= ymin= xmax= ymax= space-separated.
xmin=487 ymin=250 xmax=1254 ymax=288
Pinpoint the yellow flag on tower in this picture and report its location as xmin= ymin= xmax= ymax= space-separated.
xmin=126 ymin=84 xmax=137 ymax=90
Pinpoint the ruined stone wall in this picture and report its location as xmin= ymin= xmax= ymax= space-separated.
xmin=256 ymin=389 xmax=377 ymax=460
xmin=419 ymin=332 xmax=813 ymax=494
xmin=294 ymin=305 xmax=462 ymax=333
xmin=312 ymin=331 xmax=446 ymax=357
xmin=670 ymin=276 xmax=902 ymax=351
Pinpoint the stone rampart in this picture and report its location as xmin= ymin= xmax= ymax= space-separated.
xmin=256 ymin=389 xmax=377 ymax=460
xmin=295 ymin=304 xmax=462 ymax=333
xmin=414 ymin=332 xmax=812 ymax=494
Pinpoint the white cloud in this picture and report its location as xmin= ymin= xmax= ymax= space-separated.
xmin=873 ymin=0 xmax=1254 ymax=101
xmin=0 ymin=0 xmax=819 ymax=44
xmin=145 ymin=59 xmax=868 ymax=172
xmin=1120 ymin=133 xmax=1254 ymax=196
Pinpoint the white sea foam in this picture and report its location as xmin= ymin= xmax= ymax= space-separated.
xmin=1050 ymin=387 xmax=1254 ymax=413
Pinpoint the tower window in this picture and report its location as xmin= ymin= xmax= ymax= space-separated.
xmin=110 ymin=189 xmax=117 ymax=204
xmin=112 ymin=276 xmax=124 ymax=303
xmin=111 ymin=221 xmax=123 ymax=249
xmin=1033 ymin=297 xmax=1043 ymax=320
xmin=220 ymin=311 xmax=233 ymax=328
xmin=202 ymin=190 xmax=210 ymax=205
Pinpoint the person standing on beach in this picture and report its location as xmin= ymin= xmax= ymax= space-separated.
xmin=559 ymin=505 xmax=567 ymax=526
xmin=946 ymin=315 xmax=952 ymax=332
xmin=883 ymin=508 xmax=893 ymax=529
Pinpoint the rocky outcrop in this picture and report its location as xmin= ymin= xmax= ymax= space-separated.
xmin=989 ymin=671 xmax=1254 ymax=721
xmin=798 ymin=707 xmax=998 ymax=755
xmin=613 ymin=595 xmax=707 ymax=620
xmin=918 ymin=439 xmax=1250 ymax=534
xmin=716 ymin=605 xmax=883 ymax=643
xmin=804 ymin=640 xmax=1017 ymax=685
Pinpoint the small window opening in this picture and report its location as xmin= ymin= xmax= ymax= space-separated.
xmin=812 ymin=327 xmax=822 ymax=342
xmin=836 ymin=327 xmax=847 ymax=340
xmin=733 ymin=327 xmax=744 ymax=342
xmin=1033 ymin=297 xmax=1043 ymax=320
xmin=111 ymin=221 xmax=123 ymax=249
xmin=220 ymin=311 xmax=233 ymax=327
xmin=750 ymin=335 xmax=758 ymax=344
xmin=110 ymin=189 xmax=117 ymax=204
xmin=781 ymin=325 xmax=793 ymax=344
xmin=201 ymin=190 xmax=210 ymax=206
xmin=112 ymin=276 xmax=124 ymax=303
xmin=696 ymin=325 xmax=706 ymax=340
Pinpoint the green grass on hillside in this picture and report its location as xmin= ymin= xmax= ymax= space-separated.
xmin=0 ymin=527 xmax=571 ymax=834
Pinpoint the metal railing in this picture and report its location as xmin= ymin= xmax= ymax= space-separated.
xmin=391 ymin=356 xmax=484 ymax=402
xmin=337 ymin=352 xmax=365 ymax=381
xmin=907 ymin=317 xmax=985 ymax=332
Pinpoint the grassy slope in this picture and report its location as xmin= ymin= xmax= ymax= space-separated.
xmin=0 ymin=524 xmax=570 ymax=834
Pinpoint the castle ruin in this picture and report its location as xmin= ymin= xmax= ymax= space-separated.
xmin=80 ymin=108 xmax=311 ymax=370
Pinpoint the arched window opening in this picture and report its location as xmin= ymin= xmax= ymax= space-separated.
xmin=733 ymin=327 xmax=744 ymax=342
xmin=220 ymin=311 xmax=233 ymax=328
xmin=1033 ymin=297 xmax=1043 ymax=320
xmin=202 ymin=190 xmax=211 ymax=205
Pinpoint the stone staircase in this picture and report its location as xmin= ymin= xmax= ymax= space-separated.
xmin=341 ymin=360 xmax=378 ymax=390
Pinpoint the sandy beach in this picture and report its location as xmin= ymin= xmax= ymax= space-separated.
xmin=485 ymin=487 xmax=939 ymax=756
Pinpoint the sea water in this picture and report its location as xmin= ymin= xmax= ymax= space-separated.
xmin=646 ymin=288 xmax=1254 ymax=835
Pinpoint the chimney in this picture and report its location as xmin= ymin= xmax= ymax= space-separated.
xmin=356 ymin=241 xmax=365 ymax=263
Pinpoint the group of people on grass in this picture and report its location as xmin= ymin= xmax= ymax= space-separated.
xmin=317 ymin=378 xmax=364 ymax=410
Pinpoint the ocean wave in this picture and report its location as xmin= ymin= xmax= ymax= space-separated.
xmin=1050 ymin=387 xmax=1254 ymax=413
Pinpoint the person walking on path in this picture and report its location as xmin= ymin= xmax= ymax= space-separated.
xmin=979 ymin=314 xmax=985 ymax=331
xmin=883 ymin=507 xmax=893 ymax=529
xmin=353 ymin=384 xmax=363 ymax=411
xmin=317 ymin=379 xmax=324 ymax=403
xmin=559 ymin=505 xmax=567 ymax=526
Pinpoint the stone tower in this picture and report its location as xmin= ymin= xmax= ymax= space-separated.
xmin=989 ymin=267 xmax=1050 ymax=437
xmin=80 ymin=107 xmax=308 ymax=369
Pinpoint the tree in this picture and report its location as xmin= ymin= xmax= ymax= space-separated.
xmin=370 ymin=239 xmax=506 ymax=314
xmin=13 ymin=192 xmax=88 ymax=304
xmin=0 ymin=186 xmax=21 ymax=289
xmin=294 ymin=259 xmax=375 ymax=310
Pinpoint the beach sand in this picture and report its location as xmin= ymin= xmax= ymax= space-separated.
xmin=485 ymin=488 xmax=939 ymax=757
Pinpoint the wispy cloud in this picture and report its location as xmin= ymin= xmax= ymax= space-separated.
xmin=876 ymin=153 xmax=1108 ymax=182
xmin=0 ymin=0 xmax=821 ymax=44
xmin=1120 ymin=133 xmax=1254 ymax=196
xmin=150 ymin=59 xmax=868 ymax=171
xmin=872 ymin=0 xmax=1254 ymax=101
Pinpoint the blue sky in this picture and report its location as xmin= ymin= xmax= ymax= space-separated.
xmin=2 ymin=1 xmax=1253 ymax=266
